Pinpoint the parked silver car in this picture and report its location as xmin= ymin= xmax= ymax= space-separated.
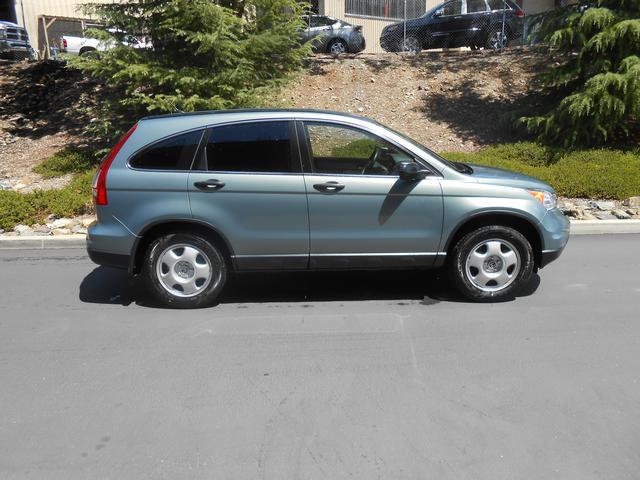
xmin=301 ymin=15 xmax=366 ymax=54
xmin=87 ymin=109 xmax=569 ymax=308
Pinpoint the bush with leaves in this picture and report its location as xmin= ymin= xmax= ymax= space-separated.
xmin=72 ymin=0 xmax=311 ymax=142
xmin=522 ymin=0 xmax=640 ymax=146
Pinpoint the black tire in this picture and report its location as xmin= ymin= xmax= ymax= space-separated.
xmin=328 ymin=39 xmax=348 ymax=55
xmin=143 ymin=232 xmax=227 ymax=309
xmin=485 ymin=28 xmax=509 ymax=50
xmin=448 ymin=225 xmax=534 ymax=302
xmin=79 ymin=47 xmax=98 ymax=57
xmin=402 ymin=35 xmax=422 ymax=53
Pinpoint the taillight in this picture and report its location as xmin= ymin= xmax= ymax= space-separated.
xmin=63 ymin=38 xmax=67 ymax=49
xmin=515 ymin=9 xmax=525 ymax=17
xmin=93 ymin=123 xmax=138 ymax=206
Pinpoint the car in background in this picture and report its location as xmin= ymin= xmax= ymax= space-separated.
xmin=301 ymin=15 xmax=365 ymax=54
xmin=61 ymin=29 xmax=150 ymax=56
xmin=380 ymin=0 xmax=524 ymax=52
xmin=0 ymin=20 xmax=35 ymax=60
xmin=86 ymin=109 xmax=569 ymax=308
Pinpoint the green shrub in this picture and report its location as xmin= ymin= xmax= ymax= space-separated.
xmin=33 ymin=148 xmax=98 ymax=178
xmin=0 ymin=191 xmax=37 ymax=230
xmin=442 ymin=143 xmax=640 ymax=199
xmin=0 ymin=170 xmax=94 ymax=230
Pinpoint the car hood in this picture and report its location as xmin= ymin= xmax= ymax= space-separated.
xmin=467 ymin=163 xmax=554 ymax=192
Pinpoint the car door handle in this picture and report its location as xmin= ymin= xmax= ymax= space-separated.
xmin=313 ymin=181 xmax=345 ymax=193
xmin=194 ymin=179 xmax=225 ymax=191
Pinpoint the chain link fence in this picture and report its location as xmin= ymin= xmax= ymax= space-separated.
xmin=336 ymin=0 xmax=534 ymax=54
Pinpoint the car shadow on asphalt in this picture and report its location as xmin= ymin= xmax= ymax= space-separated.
xmin=79 ymin=266 xmax=541 ymax=308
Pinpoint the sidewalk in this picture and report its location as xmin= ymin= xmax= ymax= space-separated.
xmin=1 ymin=220 xmax=639 ymax=250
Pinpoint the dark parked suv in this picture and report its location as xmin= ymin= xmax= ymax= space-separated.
xmin=380 ymin=0 xmax=525 ymax=52
xmin=87 ymin=109 xmax=569 ymax=308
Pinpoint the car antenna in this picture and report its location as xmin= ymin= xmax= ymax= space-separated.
xmin=170 ymin=101 xmax=184 ymax=114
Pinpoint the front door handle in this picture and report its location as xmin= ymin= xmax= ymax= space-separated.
xmin=313 ymin=181 xmax=345 ymax=193
xmin=194 ymin=179 xmax=225 ymax=191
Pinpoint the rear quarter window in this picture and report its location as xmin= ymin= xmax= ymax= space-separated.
xmin=129 ymin=129 xmax=203 ymax=170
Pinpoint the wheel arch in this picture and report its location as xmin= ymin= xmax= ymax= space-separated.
xmin=443 ymin=212 xmax=543 ymax=268
xmin=129 ymin=219 xmax=235 ymax=275
xmin=79 ymin=46 xmax=96 ymax=55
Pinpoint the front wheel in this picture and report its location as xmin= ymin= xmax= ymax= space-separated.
xmin=448 ymin=226 xmax=534 ymax=302
xmin=143 ymin=232 xmax=227 ymax=308
xmin=402 ymin=35 xmax=422 ymax=53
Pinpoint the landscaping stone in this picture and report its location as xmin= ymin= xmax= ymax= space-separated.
xmin=52 ymin=218 xmax=74 ymax=228
xmin=52 ymin=228 xmax=71 ymax=235
xmin=591 ymin=200 xmax=616 ymax=211
xmin=612 ymin=209 xmax=632 ymax=220
xmin=580 ymin=212 xmax=598 ymax=220
xmin=623 ymin=197 xmax=640 ymax=208
xmin=81 ymin=217 xmax=95 ymax=228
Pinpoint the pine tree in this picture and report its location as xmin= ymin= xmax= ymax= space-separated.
xmin=73 ymin=0 xmax=310 ymax=142
xmin=522 ymin=0 xmax=640 ymax=146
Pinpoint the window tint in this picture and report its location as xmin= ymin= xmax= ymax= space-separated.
xmin=305 ymin=123 xmax=415 ymax=176
xmin=130 ymin=130 xmax=202 ymax=170
xmin=346 ymin=0 xmax=425 ymax=19
xmin=442 ymin=0 xmax=463 ymax=15
xmin=206 ymin=121 xmax=292 ymax=173
xmin=487 ymin=0 xmax=510 ymax=10
xmin=467 ymin=0 xmax=488 ymax=13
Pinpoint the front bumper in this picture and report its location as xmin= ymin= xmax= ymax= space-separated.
xmin=538 ymin=208 xmax=570 ymax=268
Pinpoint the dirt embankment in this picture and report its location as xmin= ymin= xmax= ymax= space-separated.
xmin=0 ymin=48 xmax=549 ymax=189
xmin=274 ymin=47 xmax=549 ymax=152
xmin=0 ymin=60 xmax=102 ymax=190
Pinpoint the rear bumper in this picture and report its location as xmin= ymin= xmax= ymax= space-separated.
xmin=87 ymin=247 xmax=130 ymax=270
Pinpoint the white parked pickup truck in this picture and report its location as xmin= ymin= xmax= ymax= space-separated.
xmin=61 ymin=29 xmax=149 ymax=56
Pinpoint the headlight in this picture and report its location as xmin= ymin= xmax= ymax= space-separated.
xmin=0 ymin=28 xmax=6 ymax=39
xmin=527 ymin=189 xmax=557 ymax=210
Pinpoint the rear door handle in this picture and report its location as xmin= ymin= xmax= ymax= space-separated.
xmin=194 ymin=179 xmax=225 ymax=191
xmin=313 ymin=181 xmax=345 ymax=193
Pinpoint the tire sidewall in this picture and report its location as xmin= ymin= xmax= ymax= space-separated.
xmin=449 ymin=226 xmax=534 ymax=302
xmin=143 ymin=233 xmax=227 ymax=309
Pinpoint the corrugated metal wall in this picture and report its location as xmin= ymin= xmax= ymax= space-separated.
xmin=15 ymin=0 xmax=111 ymax=51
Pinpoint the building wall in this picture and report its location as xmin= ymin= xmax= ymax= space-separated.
xmin=13 ymin=0 xmax=111 ymax=52
xmin=320 ymin=0 xmax=554 ymax=52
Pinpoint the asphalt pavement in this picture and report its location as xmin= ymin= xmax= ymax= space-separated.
xmin=0 ymin=234 xmax=639 ymax=479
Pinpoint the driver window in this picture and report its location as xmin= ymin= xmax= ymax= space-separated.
xmin=442 ymin=0 xmax=463 ymax=15
xmin=304 ymin=123 xmax=414 ymax=176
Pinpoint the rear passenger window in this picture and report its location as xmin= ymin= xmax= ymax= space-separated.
xmin=206 ymin=121 xmax=293 ymax=173
xmin=130 ymin=130 xmax=202 ymax=170
xmin=467 ymin=0 xmax=488 ymax=13
xmin=487 ymin=0 xmax=509 ymax=9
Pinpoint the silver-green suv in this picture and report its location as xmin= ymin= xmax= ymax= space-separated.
xmin=87 ymin=109 xmax=569 ymax=308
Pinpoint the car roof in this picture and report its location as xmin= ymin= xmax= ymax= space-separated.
xmin=141 ymin=108 xmax=372 ymax=124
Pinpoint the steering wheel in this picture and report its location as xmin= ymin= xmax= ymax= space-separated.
xmin=361 ymin=146 xmax=390 ymax=175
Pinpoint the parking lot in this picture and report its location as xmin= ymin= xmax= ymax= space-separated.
xmin=1 ymin=234 xmax=639 ymax=479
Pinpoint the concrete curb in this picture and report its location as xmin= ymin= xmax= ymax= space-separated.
xmin=0 ymin=221 xmax=639 ymax=250
xmin=569 ymin=219 xmax=640 ymax=235
xmin=0 ymin=235 xmax=87 ymax=250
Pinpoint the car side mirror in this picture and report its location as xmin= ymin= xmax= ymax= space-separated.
xmin=397 ymin=161 xmax=428 ymax=181
xmin=434 ymin=8 xmax=444 ymax=17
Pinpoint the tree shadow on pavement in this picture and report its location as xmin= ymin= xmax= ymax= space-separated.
xmin=79 ymin=266 xmax=540 ymax=308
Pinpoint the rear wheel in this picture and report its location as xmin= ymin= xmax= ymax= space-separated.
xmin=448 ymin=225 xmax=534 ymax=301
xmin=328 ymin=39 xmax=347 ymax=55
xmin=485 ymin=29 xmax=509 ymax=50
xmin=143 ymin=232 xmax=227 ymax=308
